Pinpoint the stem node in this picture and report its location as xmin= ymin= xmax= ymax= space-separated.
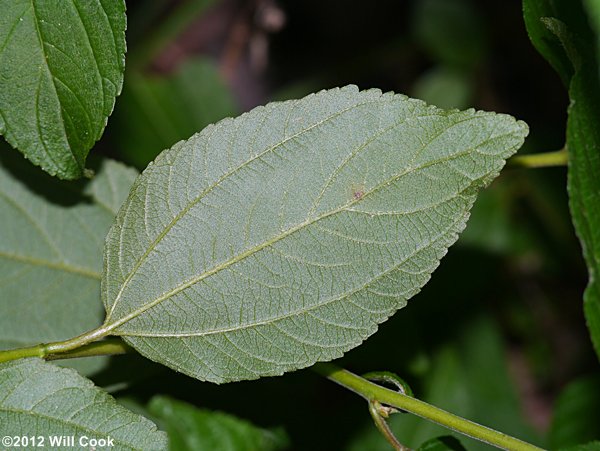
xmin=314 ymin=363 xmax=543 ymax=451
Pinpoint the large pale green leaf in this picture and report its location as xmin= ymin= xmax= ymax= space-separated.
xmin=0 ymin=0 xmax=126 ymax=179
xmin=101 ymin=86 xmax=528 ymax=383
xmin=0 ymin=358 xmax=167 ymax=450
xmin=524 ymin=0 xmax=600 ymax=359
xmin=148 ymin=396 xmax=288 ymax=451
xmin=0 ymin=151 xmax=137 ymax=374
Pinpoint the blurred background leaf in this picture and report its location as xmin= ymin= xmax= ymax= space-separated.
xmin=549 ymin=374 xmax=600 ymax=449
xmin=411 ymin=0 xmax=487 ymax=70
xmin=148 ymin=396 xmax=289 ymax=451
xmin=346 ymin=318 xmax=541 ymax=451
xmin=561 ymin=442 xmax=600 ymax=451
xmin=111 ymin=58 xmax=237 ymax=168
xmin=412 ymin=67 xmax=473 ymax=110
xmin=417 ymin=436 xmax=467 ymax=451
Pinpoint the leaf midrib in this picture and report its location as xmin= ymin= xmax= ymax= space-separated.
xmin=30 ymin=0 xmax=78 ymax=173
xmin=103 ymin=131 xmax=507 ymax=334
xmin=117 ymin=210 xmax=466 ymax=338
xmin=105 ymin=97 xmax=386 ymax=322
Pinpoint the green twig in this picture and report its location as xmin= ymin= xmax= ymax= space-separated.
xmin=363 ymin=371 xmax=414 ymax=398
xmin=508 ymin=148 xmax=568 ymax=168
xmin=314 ymin=363 xmax=544 ymax=451
xmin=368 ymin=399 xmax=409 ymax=451
xmin=0 ymin=344 xmax=45 ymax=362
xmin=0 ymin=326 xmax=110 ymax=363
xmin=0 ymin=333 xmax=131 ymax=363
xmin=45 ymin=338 xmax=133 ymax=360
xmin=0 ymin=338 xmax=546 ymax=451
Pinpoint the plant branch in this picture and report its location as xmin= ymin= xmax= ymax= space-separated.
xmin=368 ymin=399 xmax=409 ymax=451
xmin=508 ymin=148 xmax=567 ymax=168
xmin=0 ymin=326 xmax=112 ymax=363
xmin=314 ymin=363 xmax=544 ymax=451
xmin=45 ymin=338 xmax=133 ymax=360
xmin=0 ymin=344 xmax=45 ymax=362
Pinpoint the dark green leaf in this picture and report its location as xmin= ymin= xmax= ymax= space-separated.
xmin=560 ymin=442 xmax=600 ymax=451
xmin=568 ymin=70 xmax=600 ymax=360
xmin=0 ymin=0 xmax=126 ymax=179
xmin=549 ymin=374 xmax=600 ymax=449
xmin=127 ymin=0 xmax=216 ymax=69
xmin=524 ymin=0 xmax=600 ymax=360
xmin=412 ymin=67 xmax=473 ymax=110
xmin=112 ymin=57 xmax=236 ymax=168
xmin=459 ymin=181 xmax=531 ymax=255
xmin=100 ymin=86 xmax=527 ymax=383
xmin=583 ymin=0 xmax=600 ymax=49
xmin=0 ymin=358 xmax=167 ymax=450
xmin=522 ymin=0 xmax=576 ymax=84
xmin=412 ymin=0 xmax=487 ymax=69
xmin=149 ymin=396 xmax=288 ymax=451
xmin=418 ymin=436 xmax=467 ymax=451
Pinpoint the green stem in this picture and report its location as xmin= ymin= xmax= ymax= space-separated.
xmin=45 ymin=338 xmax=133 ymax=360
xmin=0 ymin=326 xmax=110 ymax=363
xmin=368 ymin=400 xmax=408 ymax=451
xmin=508 ymin=148 xmax=568 ymax=168
xmin=0 ymin=344 xmax=45 ymax=362
xmin=314 ymin=363 xmax=544 ymax=451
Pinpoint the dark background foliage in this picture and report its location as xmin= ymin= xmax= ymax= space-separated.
xmin=85 ymin=0 xmax=599 ymax=449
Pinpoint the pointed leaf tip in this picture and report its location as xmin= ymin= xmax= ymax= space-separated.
xmin=0 ymin=0 xmax=126 ymax=179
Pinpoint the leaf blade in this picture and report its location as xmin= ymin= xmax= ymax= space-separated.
xmin=549 ymin=374 xmax=600 ymax=449
xmin=102 ymin=86 xmax=528 ymax=382
xmin=0 ymin=358 xmax=167 ymax=450
xmin=148 ymin=396 xmax=288 ymax=451
xmin=0 ymin=0 xmax=126 ymax=179
xmin=524 ymin=0 xmax=600 ymax=360
xmin=417 ymin=436 xmax=467 ymax=451
xmin=522 ymin=0 xmax=575 ymax=85
xmin=0 ymin=151 xmax=137 ymax=374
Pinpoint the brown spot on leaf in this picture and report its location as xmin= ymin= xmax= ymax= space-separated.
xmin=350 ymin=183 xmax=366 ymax=201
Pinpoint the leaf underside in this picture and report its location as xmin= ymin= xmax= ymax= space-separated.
xmin=0 ymin=0 xmax=126 ymax=179
xmin=102 ymin=86 xmax=528 ymax=383
xmin=0 ymin=358 xmax=167 ymax=450
xmin=0 ymin=152 xmax=137 ymax=374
